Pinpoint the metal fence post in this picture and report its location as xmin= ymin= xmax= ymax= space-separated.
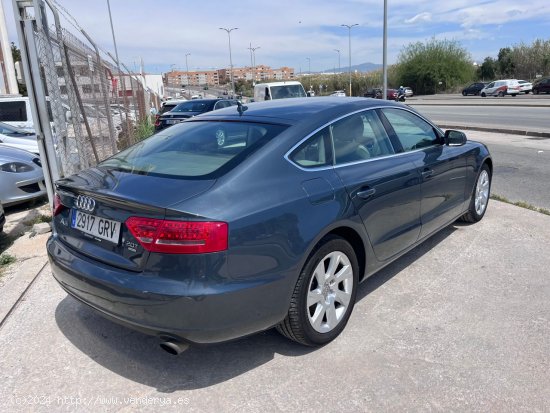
xmin=12 ymin=0 xmax=59 ymax=207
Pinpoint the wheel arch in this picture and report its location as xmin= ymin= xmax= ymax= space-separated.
xmin=302 ymin=224 xmax=368 ymax=283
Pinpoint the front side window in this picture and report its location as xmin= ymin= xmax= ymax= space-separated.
xmin=381 ymin=108 xmax=441 ymax=152
xmin=99 ymin=121 xmax=288 ymax=179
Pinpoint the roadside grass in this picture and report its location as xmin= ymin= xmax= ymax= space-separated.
xmin=491 ymin=194 xmax=550 ymax=216
xmin=23 ymin=213 xmax=52 ymax=226
xmin=0 ymin=252 xmax=17 ymax=277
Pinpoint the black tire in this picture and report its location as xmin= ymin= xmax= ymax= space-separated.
xmin=462 ymin=91 xmax=466 ymax=96
xmin=481 ymin=92 xmax=486 ymax=97
xmin=534 ymin=89 xmax=539 ymax=95
xmin=497 ymin=91 xmax=505 ymax=97
xmin=460 ymin=164 xmax=491 ymax=223
xmin=277 ymin=235 xmax=359 ymax=346
xmin=525 ymin=91 xmax=530 ymax=94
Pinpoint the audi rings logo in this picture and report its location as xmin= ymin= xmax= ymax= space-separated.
xmin=75 ymin=195 xmax=96 ymax=212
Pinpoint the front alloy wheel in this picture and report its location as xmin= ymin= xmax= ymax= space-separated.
xmin=277 ymin=236 xmax=359 ymax=346
xmin=461 ymin=164 xmax=491 ymax=223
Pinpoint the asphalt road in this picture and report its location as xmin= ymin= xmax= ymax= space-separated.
xmin=464 ymin=131 xmax=550 ymax=210
xmin=411 ymin=101 xmax=550 ymax=133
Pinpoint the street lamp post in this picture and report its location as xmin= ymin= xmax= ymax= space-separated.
xmin=185 ymin=53 xmax=191 ymax=98
xmin=247 ymin=44 xmax=260 ymax=84
xmin=306 ymin=57 xmax=312 ymax=90
xmin=341 ymin=23 xmax=358 ymax=96
xmin=333 ymin=49 xmax=340 ymax=74
xmin=219 ymin=27 xmax=238 ymax=95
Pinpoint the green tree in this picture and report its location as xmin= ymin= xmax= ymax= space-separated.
xmin=394 ymin=38 xmax=475 ymax=95
xmin=478 ymin=57 xmax=497 ymax=81
xmin=497 ymin=47 xmax=515 ymax=78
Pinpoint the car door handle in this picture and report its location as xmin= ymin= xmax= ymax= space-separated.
xmin=357 ymin=188 xmax=376 ymax=199
xmin=421 ymin=169 xmax=434 ymax=178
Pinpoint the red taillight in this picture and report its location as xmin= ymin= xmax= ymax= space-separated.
xmin=154 ymin=114 xmax=161 ymax=127
xmin=125 ymin=217 xmax=228 ymax=254
xmin=53 ymin=193 xmax=65 ymax=216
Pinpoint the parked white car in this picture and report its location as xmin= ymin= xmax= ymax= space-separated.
xmin=480 ymin=79 xmax=520 ymax=97
xmin=517 ymin=80 xmax=533 ymax=94
xmin=0 ymin=122 xmax=39 ymax=155
xmin=330 ymin=90 xmax=346 ymax=97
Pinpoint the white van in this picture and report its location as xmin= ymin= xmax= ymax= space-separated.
xmin=0 ymin=95 xmax=71 ymax=132
xmin=480 ymin=79 xmax=520 ymax=97
xmin=253 ymin=81 xmax=307 ymax=101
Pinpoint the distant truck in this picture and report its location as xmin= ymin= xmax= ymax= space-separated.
xmin=253 ymin=81 xmax=306 ymax=101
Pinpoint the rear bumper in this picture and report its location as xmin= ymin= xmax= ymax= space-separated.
xmin=47 ymin=235 xmax=291 ymax=344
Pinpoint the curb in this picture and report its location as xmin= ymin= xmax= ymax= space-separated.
xmin=408 ymin=102 xmax=550 ymax=108
xmin=436 ymin=124 xmax=550 ymax=138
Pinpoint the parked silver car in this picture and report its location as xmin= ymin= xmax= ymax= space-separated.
xmin=0 ymin=144 xmax=46 ymax=206
xmin=0 ymin=122 xmax=39 ymax=155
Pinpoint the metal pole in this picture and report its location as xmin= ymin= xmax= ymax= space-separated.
xmin=383 ymin=0 xmax=388 ymax=100
xmin=341 ymin=23 xmax=358 ymax=96
xmin=219 ymin=27 xmax=238 ymax=95
xmin=106 ymin=0 xmax=130 ymax=143
xmin=12 ymin=0 xmax=57 ymax=207
xmin=0 ymin=1 xmax=19 ymax=94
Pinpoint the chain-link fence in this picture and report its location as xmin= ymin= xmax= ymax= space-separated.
xmin=13 ymin=0 xmax=161 ymax=195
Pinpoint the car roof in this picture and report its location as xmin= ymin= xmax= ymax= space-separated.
xmin=195 ymin=97 xmax=401 ymax=125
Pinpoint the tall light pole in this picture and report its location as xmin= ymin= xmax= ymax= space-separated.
xmin=306 ymin=57 xmax=311 ymax=89
xmin=341 ymin=23 xmax=358 ymax=96
xmin=185 ymin=53 xmax=191 ymax=98
xmin=247 ymin=44 xmax=260 ymax=84
xmin=333 ymin=49 xmax=341 ymax=74
xmin=383 ymin=0 xmax=388 ymax=100
xmin=219 ymin=27 xmax=238 ymax=94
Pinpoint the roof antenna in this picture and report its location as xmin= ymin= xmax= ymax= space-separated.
xmin=237 ymin=100 xmax=248 ymax=116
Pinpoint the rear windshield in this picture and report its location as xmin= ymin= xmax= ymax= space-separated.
xmin=171 ymin=101 xmax=215 ymax=113
xmin=159 ymin=104 xmax=177 ymax=114
xmin=0 ymin=101 xmax=27 ymax=122
xmin=270 ymin=85 xmax=306 ymax=99
xmin=99 ymin=121 xmax=288 ymax=179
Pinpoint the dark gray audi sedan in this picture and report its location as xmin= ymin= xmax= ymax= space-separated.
xmin=48 ymin=98 xmax=492 ymax=353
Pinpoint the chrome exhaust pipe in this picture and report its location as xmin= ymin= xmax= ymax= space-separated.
xmin=159 ymin=339 xmax=189 ymax=355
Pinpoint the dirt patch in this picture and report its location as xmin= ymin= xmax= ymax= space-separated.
xmin=0 ymin=199 xmax=51 ymax=282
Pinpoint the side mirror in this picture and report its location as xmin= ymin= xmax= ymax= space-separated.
xmin=444 ymin=130 xmax=467 ymax=146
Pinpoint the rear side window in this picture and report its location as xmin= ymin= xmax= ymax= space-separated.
xmin=331 ymin=110 xmax=395 ymax=165
xmin=0 ymin=101 xmax=27 ymax=122
xmin=290 ymin=127 xmax=332 ymax=168
xmin=99 ymin=121 xmax=288 ymax=179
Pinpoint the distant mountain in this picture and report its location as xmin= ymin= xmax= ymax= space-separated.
xmin=321 ymin=62 xmax=382 ymax=74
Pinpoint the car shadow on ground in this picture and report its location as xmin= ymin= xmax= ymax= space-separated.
xmin=54 ymin=224 xmax=457 ymax=392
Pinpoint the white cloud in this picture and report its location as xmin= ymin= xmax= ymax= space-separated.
xmin=405 ymin=12 xmax=432 ymax=24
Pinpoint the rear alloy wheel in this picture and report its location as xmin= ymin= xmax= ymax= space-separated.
xmin=277 ymin=236 xmax=358 ymax=346
xmin=461 ymin=164 xmax=491 ymax=223
xmin=497 ymin=91 xmax=505 ymax=97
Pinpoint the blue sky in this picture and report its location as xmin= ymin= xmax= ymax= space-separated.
xmin=3 ymin=0 xmax=550 ymax=74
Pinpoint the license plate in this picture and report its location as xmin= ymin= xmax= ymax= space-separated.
xmin=71 ymin=210 xmax=121 ymax=244
xmin=166 ymin=119 xmax=180 ymax=125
